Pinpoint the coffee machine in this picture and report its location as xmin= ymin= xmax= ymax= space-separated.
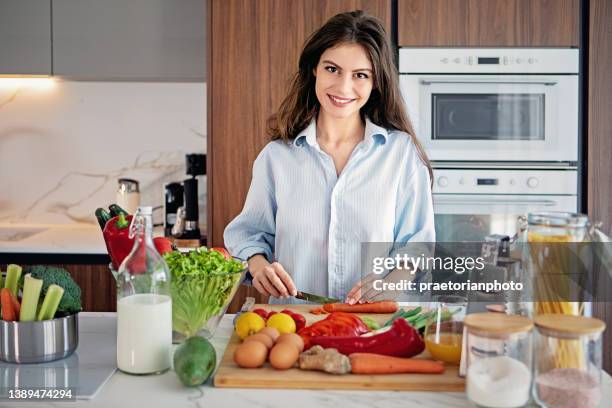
xmin=163 ymin=153 xmax=206 ymax=240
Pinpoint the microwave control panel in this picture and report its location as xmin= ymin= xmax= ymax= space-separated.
xmin=399 ymin=48 xmax=579 ymax=74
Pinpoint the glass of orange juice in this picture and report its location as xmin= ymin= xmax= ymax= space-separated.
xmin=424 ymin=295 xmax=466 ymax=364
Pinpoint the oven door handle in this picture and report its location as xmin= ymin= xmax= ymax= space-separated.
xmin=434 ymin=198 xmax=559 ymax=206
xmin=420 ymin=79 xmax=558 ymax=86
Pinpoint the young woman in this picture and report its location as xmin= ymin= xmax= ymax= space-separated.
xmin=224 ymin=10 xmax=434 ymax=304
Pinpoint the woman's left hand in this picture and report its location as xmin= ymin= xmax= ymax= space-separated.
xmin=345 ymin=269 xmax=412 ymax=304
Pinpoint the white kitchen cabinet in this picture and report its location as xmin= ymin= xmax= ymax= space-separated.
xmin=0 ymin=0 xmax=52 ymax=75
xmin=52 ymin=0 xmax=205 ymax=81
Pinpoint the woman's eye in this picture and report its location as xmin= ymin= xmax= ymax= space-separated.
xmin=325 ymin=66 xmax=338 ymax=73
xmin=355 ymin=72 xmax=369 ymax=79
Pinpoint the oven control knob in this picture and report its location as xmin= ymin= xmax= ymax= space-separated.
xmin=453 ymin=58 xmax=461 ymax=64
xmin=516 ymin=58 xmax=523 ymax=64
xmin=441 ymin=58 xmax=449 ymax=64
xmin=437 ymin=176 xmax=449 ymax=188
xmin=528 ymin=58 xmax=535 ymax=64
xmin=527 ymin=177 xmax=539 ymax=188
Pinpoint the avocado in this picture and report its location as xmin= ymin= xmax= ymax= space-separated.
xmin=173 ymin=336 xmax=217 ymax=387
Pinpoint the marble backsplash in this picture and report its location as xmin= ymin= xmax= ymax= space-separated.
xmin=0 ymin=79 xmax=207 ymax=229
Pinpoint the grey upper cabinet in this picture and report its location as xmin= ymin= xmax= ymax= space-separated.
xmin=0 ymin=0 xmax=52 ymax=75
xmin=52 ymin=0 xmax=205 ymax=81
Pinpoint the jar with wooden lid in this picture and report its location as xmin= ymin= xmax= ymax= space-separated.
xmin=464 ymin=313 xmax=534 ymax=408
xmin=520 ymin=212 xmax=591 ymax=318
xmin=533 ymin=314 xmax=606 ymax=408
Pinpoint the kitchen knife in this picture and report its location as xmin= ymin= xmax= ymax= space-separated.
xmin=242 ymin=272 xmax=338 ymax=304
xmin=294 ymin=291 xmax=339 ymax=304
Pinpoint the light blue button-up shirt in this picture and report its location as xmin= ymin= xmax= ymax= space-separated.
xmin=223 ymin=117 xmax=435 ymax=303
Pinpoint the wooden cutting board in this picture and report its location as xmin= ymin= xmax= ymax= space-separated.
xmin=214 ymin=304 xmax=465 ymax=391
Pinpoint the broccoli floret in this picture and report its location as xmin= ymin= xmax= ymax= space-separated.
xmin=24 ymin=265 xmax=82 ymax=314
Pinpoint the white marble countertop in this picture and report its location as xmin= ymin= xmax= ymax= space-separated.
xmin=0 ymin=223 xmax=107 ymax=254
xmin=5 ymin=312 xmax=612 ymax=408
xmin=0 ymin=223 xmax=178 ymax=255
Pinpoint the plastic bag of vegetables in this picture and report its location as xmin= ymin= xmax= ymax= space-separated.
xmin=163 ymin=247 xmax=246 ymax=338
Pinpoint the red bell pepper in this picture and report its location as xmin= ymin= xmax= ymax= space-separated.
xmin=104 ymin=213 xmax=134 ymax=270
xmin=307 ymin=317 xmax=425 ymax=358
xmin=103 ymin=213 xmax=174 ymax=270
xmin=298 ymin=312 xmax=369 ymax=348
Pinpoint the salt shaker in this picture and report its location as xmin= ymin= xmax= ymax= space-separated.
xmin=116 ymin=178 xmax=140 ymax=214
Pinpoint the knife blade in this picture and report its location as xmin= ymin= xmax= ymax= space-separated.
xmin=294 ymin=291 xmax=339 ymax=304
xmin=242 ymin=272 xmax=339 ymax=303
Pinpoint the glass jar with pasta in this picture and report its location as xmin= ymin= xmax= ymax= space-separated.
xmin=533 ymin=314 xmax=605 ymax=408
xmin=521 ymin=212 xmax=590 ymax=317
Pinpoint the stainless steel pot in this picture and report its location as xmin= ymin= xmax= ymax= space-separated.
xmin=0 ymin=314 xmax=79 ymax=363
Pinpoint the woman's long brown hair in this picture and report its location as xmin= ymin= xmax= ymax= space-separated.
xmin=267 ymin=10 xmax=433 ymax=183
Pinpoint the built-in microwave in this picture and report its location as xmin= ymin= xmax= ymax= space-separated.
xmin=399 ymin=48 xmax=579 ymax=164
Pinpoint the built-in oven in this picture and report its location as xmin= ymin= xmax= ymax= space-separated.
xmin=431 ymin=167 xmax=578 ymax=241
xmin=399 ymin=48 xmax=579 ymax=163
xmin=398 ymin=48 xmax=581 ymax=241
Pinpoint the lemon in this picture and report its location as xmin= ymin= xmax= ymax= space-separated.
xmin=266 ymin=313 xmax=296 ymax=334
xmin=235 ymin=312 xmax=266 ymax=340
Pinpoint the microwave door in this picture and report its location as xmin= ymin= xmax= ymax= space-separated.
xmin=401 ymin=75 xmax=578 ymax=162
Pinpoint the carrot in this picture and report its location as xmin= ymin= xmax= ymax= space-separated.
xmin=323 ymin=301 xmax=399 ymax=314
xmin=1 ymin=288 xmax=17 ymax=321
xmin=349 ymin=353 xmax=445 ymax=375
xmin=10 ymin=293 xmax=20 ymax=316
xmin=310 ymin=307 xmax=327 ymax=315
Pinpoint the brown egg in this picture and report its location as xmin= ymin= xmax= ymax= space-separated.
xmin=233 ymin=341 xmax=268 ymax=368
xmin=258 ymin=327 xmax=280 ymax=342
xmin=269 ymin=342 xmax=299 ymax=370
xmin=276 ymin=333 xmax=304 ymax=352
xmin=243 ymin=333 xmax=274 ymax=349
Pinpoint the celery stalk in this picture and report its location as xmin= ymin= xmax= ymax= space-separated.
xmin=20 ymin=274 xmax=43 ymax=321
xmin=37 ymin=284 xmax=64 ymax=321
xmin=4 ymin=264 xmax=22 ymax=297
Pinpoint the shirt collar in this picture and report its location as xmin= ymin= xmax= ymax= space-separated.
xmin=293 ymin=116 xmax=388 ymax=147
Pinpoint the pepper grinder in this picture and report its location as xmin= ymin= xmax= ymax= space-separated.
xmin=182 ymin=154 xmax=205 ymax=239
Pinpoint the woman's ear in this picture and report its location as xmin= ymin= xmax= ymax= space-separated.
xmin=312 ymin=65 xmax=317 ymax=77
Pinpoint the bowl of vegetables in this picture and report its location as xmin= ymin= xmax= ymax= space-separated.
xmin=163 ymin=247 xmax=247 ymax=340
xmin=1 ymin=265 xmax=82 ymax=364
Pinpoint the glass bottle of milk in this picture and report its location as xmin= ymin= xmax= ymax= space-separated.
xmin=116 ymin=206 xmax=172 ymax=375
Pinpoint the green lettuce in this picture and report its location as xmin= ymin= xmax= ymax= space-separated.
xmin=163 ymin=247 xmax=245 ymax=337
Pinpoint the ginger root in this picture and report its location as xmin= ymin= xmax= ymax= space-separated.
xmin=298 ymin=345 xmax=351 ymax=375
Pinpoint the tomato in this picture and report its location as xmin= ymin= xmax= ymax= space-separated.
xmin=280 ymin=309 xmax=306 ymax=332
xmin=211 ymin=247 xmax=230 ymax=259
xmin=153 ymin=237 xmax=174 ymax=255
xmin=292 ymin=313 xmax=306 ymax=332
xmin=252 ymin=308 xmax=269 ymax=320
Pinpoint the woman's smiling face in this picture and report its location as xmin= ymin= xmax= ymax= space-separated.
xmin=314 ymin=42 xmax=374 ymax=120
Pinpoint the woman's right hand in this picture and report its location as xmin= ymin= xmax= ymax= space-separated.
xmin=248 ymin=255 xmax=297 ymax=298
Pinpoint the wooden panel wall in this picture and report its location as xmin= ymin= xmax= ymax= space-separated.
xmin=398 ymin=0 xmax=579 ymax=46
xmin=588 ymin=0 xmax=612 ymax=374
xmin=207 ymin=0 xmax=391 ymax=311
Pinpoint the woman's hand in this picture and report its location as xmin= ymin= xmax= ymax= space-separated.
xmin=248 ymin=255 xmax=297 ymax=298
xmin=345 ymin=270 xmax=408 ymax=304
